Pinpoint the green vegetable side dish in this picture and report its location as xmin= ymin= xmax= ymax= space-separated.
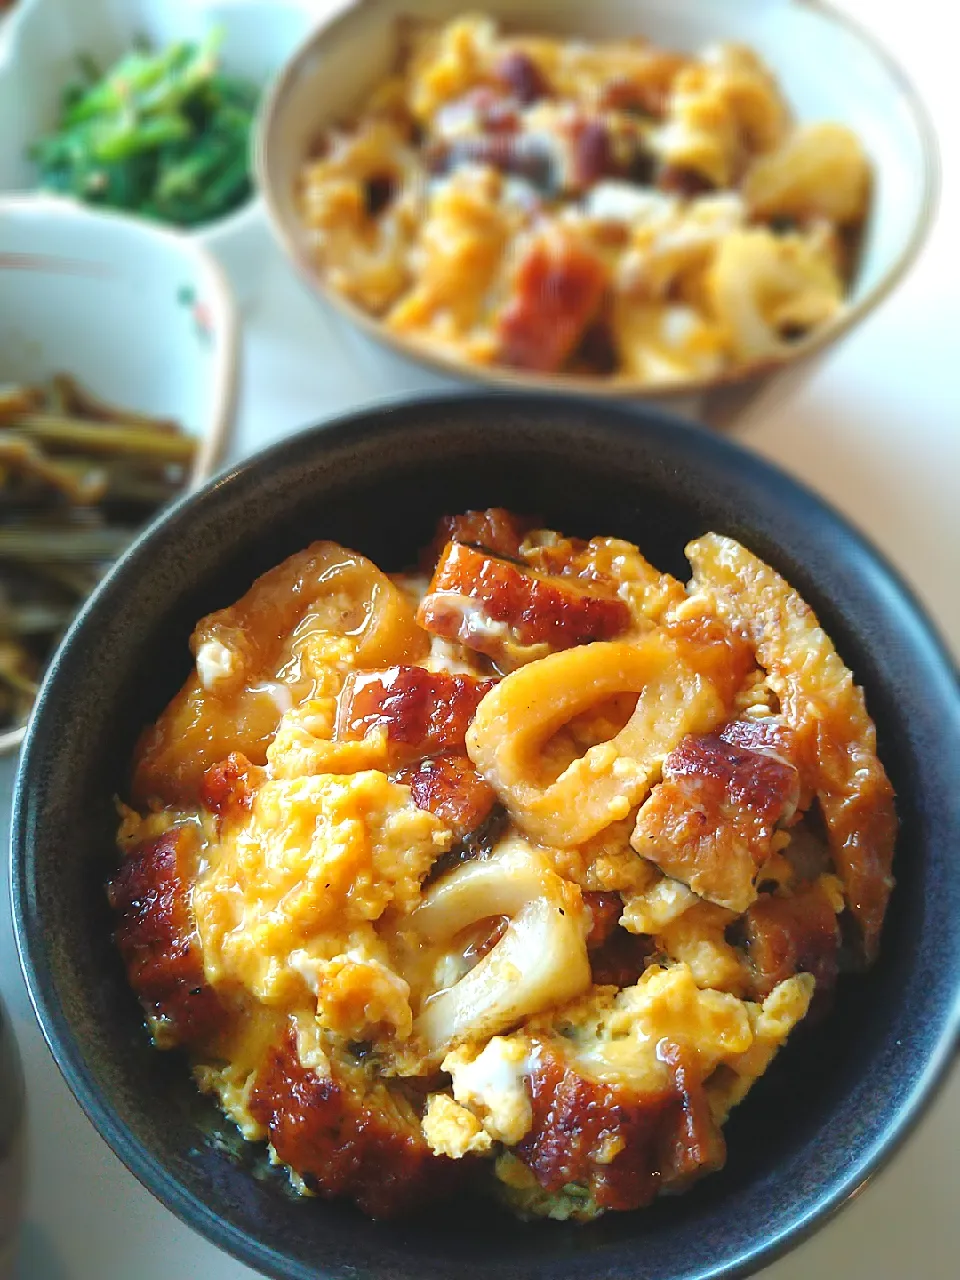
xmin=30 ymin=29 xmax=258 ymax=227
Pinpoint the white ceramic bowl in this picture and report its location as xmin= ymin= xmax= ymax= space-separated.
xmin=0 ymin=194 xmax=239 ymax=751
xmin=0 ymin=0 xmax=324 ymax=303
xmin=258 ymin=0 xmax=940 ymax=421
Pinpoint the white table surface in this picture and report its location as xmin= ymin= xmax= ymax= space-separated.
xmin=3 ymin=0 xmax=959 ymax=1275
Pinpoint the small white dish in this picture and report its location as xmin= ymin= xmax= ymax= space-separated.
xmin=258 ymin=0 xmax=940 ymax=420
xmin=0 ymin=193 xmax=239 ymax=752
xmin=0 ymin=0 xmax=325 ymax=303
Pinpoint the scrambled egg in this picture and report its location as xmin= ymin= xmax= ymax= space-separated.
xmin=422 ymin=1093 xmax=494 ymax=1159
xmin=434 ymin=963 xmax=812 ymax=1150
xmin=655 ymin=901 xmax=747 ymax=995
xmin=528 ymin=963 xmax=756 ymax=1095
xmin=651 ymin=43 xmax=788 ymax=186
xmin=297 ymin=15 xmax=870 ymax=386
xmin=442 ymin=1036 xmax=534 ymax=1144
xmin=193 ymin=767 xmax=452 ymax=1011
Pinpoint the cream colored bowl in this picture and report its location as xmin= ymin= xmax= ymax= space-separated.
xmin=257 ymin=0 xmax=938 ymax=420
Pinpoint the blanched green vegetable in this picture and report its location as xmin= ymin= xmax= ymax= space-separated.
xmin=30 ymin=29 xmax=258 ymax=227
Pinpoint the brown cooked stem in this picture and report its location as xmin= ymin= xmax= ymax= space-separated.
xmin=0 ymin=435 xmax=108 ymax=503
xmin=0 ymin=525 xmax=136 ymax=561
xmin=51 ymin=373 xmax=182 ymax=433
xmin=5 ymin=414 xmax=197 ymax=463
xmin=0 ymin=640 xmax=39 ymax=695
xmin=0 ymin=601 xmax=76 ymax=635
xmin=98 ymin=475 xmax=184 ymax=505
xmin=0 ymin=386 xmax=44 ymax=424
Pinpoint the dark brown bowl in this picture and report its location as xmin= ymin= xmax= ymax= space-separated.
xmin=11 ymin=393 xmax=960 ymax=1280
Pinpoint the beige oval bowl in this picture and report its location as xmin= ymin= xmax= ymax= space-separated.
xmin=0 ymin=196 xmax=240 ymax=754
xmin=257 ymin=0 xmax=940 ymax=417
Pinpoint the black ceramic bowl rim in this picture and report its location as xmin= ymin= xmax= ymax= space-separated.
xmin=10 ymin=392 xmax=960 ymax=1280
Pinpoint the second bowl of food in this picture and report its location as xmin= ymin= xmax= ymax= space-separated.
xmin=12 ymin=393 xmax=960 ymax=1280
xmin=258 ymin=0 xmax=937 ymax=404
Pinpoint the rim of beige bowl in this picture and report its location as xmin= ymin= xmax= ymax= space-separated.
xmin=257 ymin=0 xmax=941 ymax=400
xmin=0 ymin=194 xmax=240 ymax=755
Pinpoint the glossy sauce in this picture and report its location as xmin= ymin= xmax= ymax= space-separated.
xmin=418 ymin=540 xmax=632 ymax=665
xmin=247 ymin=1030 xmax=468 ymax=1218
xmin=133 ymin=543 xmax=427 ymax=805
xmin=337 ymin=665 xmax=497 ymax=763
xmin=106 ymin=826 xmax=225 ymax=1048
xmin=517 ymin=1039 xmax=722 ymax=1210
